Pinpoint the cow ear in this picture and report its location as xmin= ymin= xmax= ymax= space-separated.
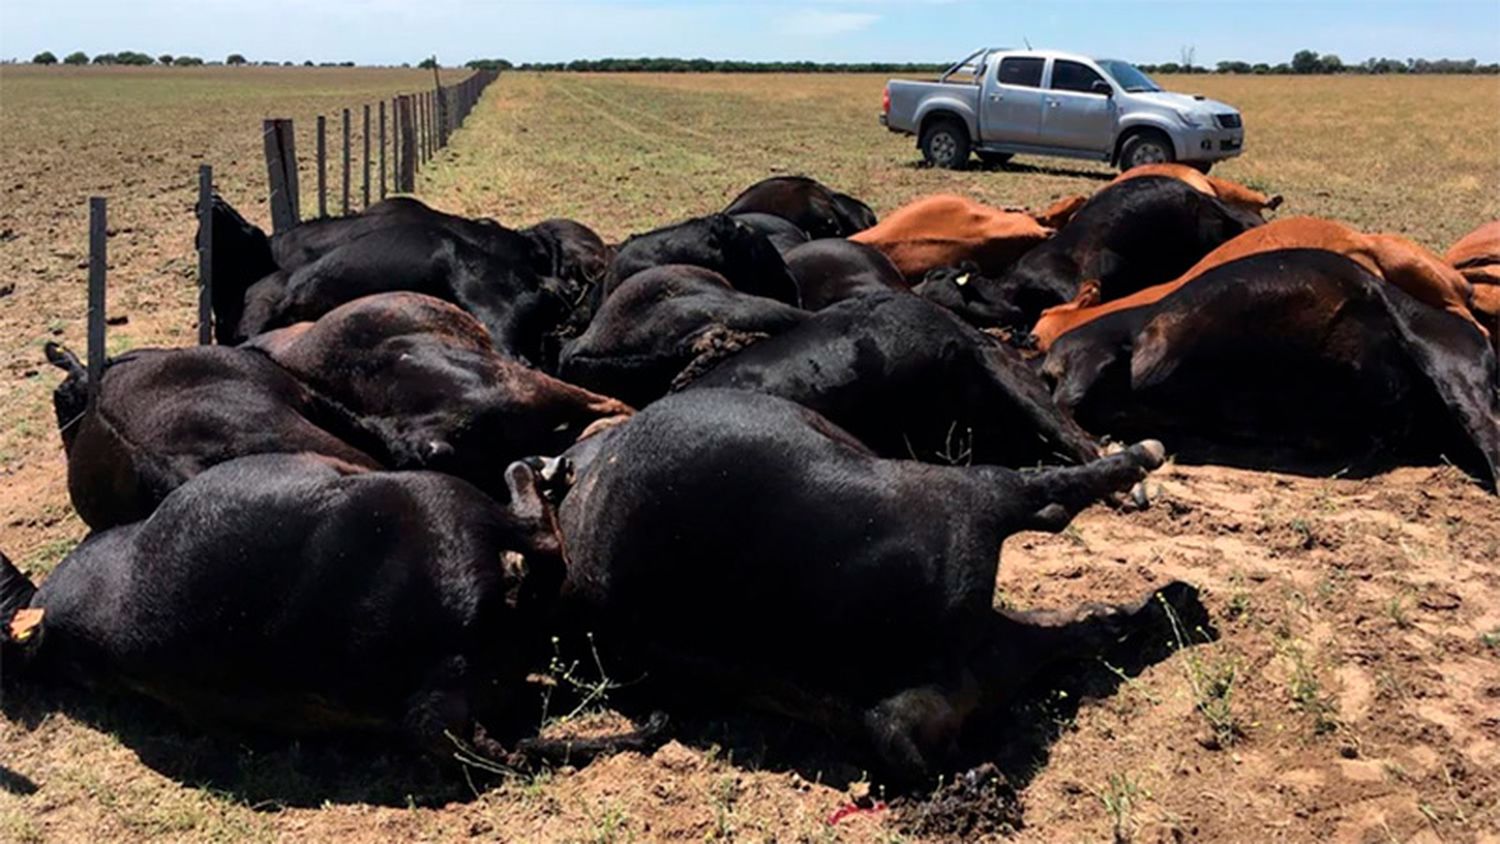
xmin=503 ymin=460 xmax=548 ymax=521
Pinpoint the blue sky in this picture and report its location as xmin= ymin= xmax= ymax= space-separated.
xmin=3 ymin=0 xmax=1497 ymax=65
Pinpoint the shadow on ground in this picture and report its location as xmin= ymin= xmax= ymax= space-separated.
xmin=2 ymin=606 xmax=1211 ymax=834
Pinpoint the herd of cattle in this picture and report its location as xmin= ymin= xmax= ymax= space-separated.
xmin=2 ymin=164 xmax=1497 ymax=783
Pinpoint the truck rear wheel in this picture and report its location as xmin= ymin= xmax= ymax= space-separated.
xmin=921 ymin=119 xmax=970 ymax=170
xmin=1118 ymin=129 xmax=1175 ymax=171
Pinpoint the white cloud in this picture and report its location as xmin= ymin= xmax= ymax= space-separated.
xmin=781 ymin=10 xmax=881 ymax=37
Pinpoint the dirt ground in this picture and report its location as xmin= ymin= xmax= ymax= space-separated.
xmin=2 ymin=69 xmax=1499 ymax=843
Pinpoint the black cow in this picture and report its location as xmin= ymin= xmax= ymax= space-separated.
xmin=248 ymin=292 xmax=632 ymax=500
xmin=560 ymin=265 xmax=808 ymax=406
xmin=996 ymin=176 xmax=1260 ymax=325
xmin=723 ymin=175 xmax=877 ymax=238
xmin=782 ymin=239 xmax=907 ymax=311
xmin=555 ymin=389 xmax=1202 ymax=780
xmin=239 ymin=222 xmax=565 ymax=363
xmin=686 ymin=293 xmax=1100 ymax=467
xmin=267 ymin=196 xmax=487 ymax=269
xmin=607 ymin=214 xmax=801 ymax=307
xmin=45 ymin=343 xmax=381 ymax=529
xmin=728 ymin=212 xmax=810 ymax=257
xmin=201 ymin=196 xmax=277 ymax=345
xmin=1043 ymin=249 xmax=1500 ymax=489
xmin=913 ymin=263 xmax=1028 ymax=328
xmin=0 ymin=454 xmax=570 ymax=757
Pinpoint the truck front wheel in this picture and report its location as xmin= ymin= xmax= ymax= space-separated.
xmin=920 ymin=119 xmax=971 ymax=169
xmin=1118 ymin=129 xmax=1175 ymax=171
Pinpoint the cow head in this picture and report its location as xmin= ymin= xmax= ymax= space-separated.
xmin=198 ymin=195 xmax=277 ymax=345
xmin=830 ymin=191 xmax=878 ymax=236
xmin=43 ymin=342 xmax=90 ymax=452
xmin=495 ymin=460 xmax=568 ymax=613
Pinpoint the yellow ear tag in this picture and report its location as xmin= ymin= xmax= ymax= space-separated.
xmin=955 ymin=273 xmax=970 ymax=287
xmin=8 ymin=608 xmax=44 ymax=643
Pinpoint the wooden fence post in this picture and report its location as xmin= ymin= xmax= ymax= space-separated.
xmin=362 ymin=104 xmax=371 ymax=209
xmin=398 ymin=95 xmax=416 ymax=192
xmin=87 ymin=197 xmax=107 ymax=404
xmin=316 ymin=115 xmax=327 ymax=217
xmin=437 ymin=85 xmax=448 ymax=148
xmin=379 ymin=100 xmax=387 ymax=199
xmin=262 ymin=118 xmax=299 ymax=232
xmin=197 ymin=165 xmax=213 ymax=345
xmin=342 ymin=107 xmax=351 ymax=215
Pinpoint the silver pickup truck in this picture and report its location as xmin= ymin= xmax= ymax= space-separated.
xmin=882 ymin=48 xmax=1245 ymax=172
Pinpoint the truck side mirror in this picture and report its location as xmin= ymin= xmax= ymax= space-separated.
xmin=1091 ymin=80 xmax=1113 ymax=96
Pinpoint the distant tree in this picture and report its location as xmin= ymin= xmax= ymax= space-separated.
xmin=1216 ymin=60 xmax=1251 ymax=74
xmin=158 ymin=54 xmax=174 ymax=65
xmin=1291 ymin=49 xmax=1321 ymax=74
xmin=418 ymin=57 xmax=439 ymax=69
xmin=1272 ymin=63 xmax=1292 ymax=74
xmin=339 ymin=61 xmax=355 ymax=67
xmin=33 ymin=51 xmax=57 ymax=65
xmin=1320 ymin=54 xmax=1344 ymax=74
xmin=1156 ymin=62 xmax=1182 ymax=74
xmin=1251 ymin=63 xmax=1271 ymax=74
xmin=465 ymin=58 xmax=513 ymax=71
xmin=115 ymin=51 xmax=154 ymax=65
xmin=303 ymin=60 xmax=314 ymax=66
xmin=63 ymin=51 xmax=88 ymax=65
xmin=1179 ymin=45 xmax=1196 ymax=72
xmin=92 ymin=53 xmax=117 ymax=65
xmin=173 ymin=55 xmax=204 ymax=66
xmin=227 ymin=53 xmax=247 ymax=65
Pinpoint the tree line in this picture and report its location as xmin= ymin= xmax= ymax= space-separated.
xmin=31 ymin=51 xmax=246 ymax=66
xmin=1142 ymin=50 xmax=1498 ymax=75
xmin=467 ymin=51 xmax=1499 ymax=75
xmin=27 ymin=49 xmax=1500 ymax=75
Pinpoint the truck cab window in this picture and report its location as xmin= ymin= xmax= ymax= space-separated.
xmin=996 ymin=57 xmax=1044 ymax=88
xmin=1051 ymin=60 xmax=1107 ymax=94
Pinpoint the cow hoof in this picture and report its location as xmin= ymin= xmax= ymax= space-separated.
xmin=1130 ymin=482 xmax=1151 ymax=509
xmin=1130 ymin=439 xmax=1167 ymax=470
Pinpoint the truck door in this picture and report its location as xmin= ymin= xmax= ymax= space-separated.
xmin=1043 ymin=59 xmax=1115 ymax=152
xmin=980 ymin=56 xmax=1045 ymax=145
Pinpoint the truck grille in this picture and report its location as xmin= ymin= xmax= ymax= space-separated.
xmin=1215 ymin=113 xmax=1242 ymax=129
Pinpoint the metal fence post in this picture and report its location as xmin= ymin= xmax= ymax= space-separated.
xmin=362 ymin=104 xmax=371 ymax=209
xmin=87 ymin=197 xmax=107 ymax=404
xmin=342 ymin=107 xmax=352 ymax=215
xmin=197 ymin=165 xmax=213 ymax=345
xmin=316 ymin=115 xmax=327 ymax=217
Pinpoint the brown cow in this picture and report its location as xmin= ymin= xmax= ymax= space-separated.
xmin=1448 ymin=221 xmax=1500 ymax=353
xmin=1033 ymin=165 xmax=1281 ymax=230
xmin=849 ymin=194 xmax=1051 ymax=281
xmin=248 ymin=292 xmax=632 ymax=500
xmin=1447 ymin=220 xmax=1500 ymax=287
xmin=1033 ymin=216 xmax=1485 ymax=349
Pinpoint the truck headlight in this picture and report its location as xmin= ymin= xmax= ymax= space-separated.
xmin=1175 ymin=109 xmax=1207 ymax=128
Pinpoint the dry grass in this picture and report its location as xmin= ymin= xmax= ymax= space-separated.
xmin=2 ymin=69 xmax=1499 ymax=843
xmin=420 ymin=72 xmax=1500 ymax=246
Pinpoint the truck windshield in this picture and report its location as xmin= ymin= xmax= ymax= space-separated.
xmin=1097 ymin=60 xmax=1161 ymax=93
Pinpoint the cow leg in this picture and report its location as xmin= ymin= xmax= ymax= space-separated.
xmin=861 ymin=671 xmax=980 ymax=783
xmin=970 ymin=343 xmax=1102 ymax=465
xmin=977 ymin=580 xmax=1210 ymax=706
xmin=1001 ymin=439 xmax=1165 ymax=533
